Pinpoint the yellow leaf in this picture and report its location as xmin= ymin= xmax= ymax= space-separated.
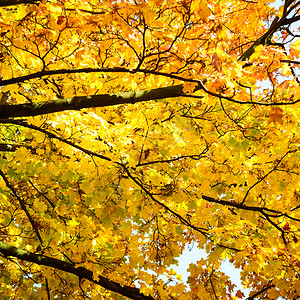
xmin=250 ymin=44 xmax=264 ymax=61
xmin=281 ymin=64 xmax=292 ymax=76
xmin=290 ymin=39 xmax=300 ymax=57
xmin=67 ymin=218 xmax=79 ymax=227
xmin=190 ymin=0 xmax=210 ymax=20
xmin=291 ymin=39 xmax=300 ymax=51
xmin=34 ymin=199 xmax=47 ymax=213
xmin=278 ymin=5 xmax=284 ymax=18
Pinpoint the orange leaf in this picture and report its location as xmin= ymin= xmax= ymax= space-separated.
xmin=268 ymin=107 xmax=284 ymax=124
xmin=182 ymin=82 xmax=198 ymax=93
xmin=212 ymin=52 xmax=220 ymax=72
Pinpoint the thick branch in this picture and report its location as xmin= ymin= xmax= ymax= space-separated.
xmin=0 ymin=143 xmax=19 ymax=151
xmin=0 ymin=0 xmax=40 ymax=7
xmin=238 ymin=16 xmax=281 ymax=61
xmin=1 ymin=82 xmax=300 ymax=120
xmin=0 ymin=240 xmax=155 ymax=300
xmin=1 ymin=65 xmax=300 ymax=117
xmin=0 ymin=142 xmax=37 ymax=152
xmin=0 ymin=85 xmax=186 ymax=118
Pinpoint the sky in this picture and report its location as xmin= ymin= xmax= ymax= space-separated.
xmin=172 ymin=244 xmax=250 ymax=297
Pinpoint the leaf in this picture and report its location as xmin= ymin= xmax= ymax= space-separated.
xmin=190 ymin=0 xmax=210 ymax=20
xmin=34 ymin=199 xmax=47 ymax=213
xmin=182 ymin=82 xmax=198 ymax=93
xmin=268 ymin=107 xmax=284 ymax=124
xmin=250 ymin=44 xmax=264 ymax=61
xmin=211 ymin=52 xmax=220 ymax=72
xmin=67 ymin=218 xmax=80 ymax=227
xmin=281 ymin=64 xmax=292 ymax=76
xmin=290 ymin=39 xmax=300 ymax=57
xmin=282 ymin=222 xmax=290 ymax=231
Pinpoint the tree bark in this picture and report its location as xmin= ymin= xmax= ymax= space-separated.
xmin=0 ymin=0 xmax=40 ymax=7
xmin=0 ymin=85 xmax=188 ymax=119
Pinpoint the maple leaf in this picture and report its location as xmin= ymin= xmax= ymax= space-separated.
xmin=190 ymin=0 xmax=210 ymax=20
xmin=290 ymin=39 xmax=300 ymax=57
xmin=235 ymin=290 xmax=245 ymax=298
xmin=211 ymin=52 xmax=220 ymax=72
xmin=182 ymin=82 xmax=198 ymax=93
xmin=283 ymin=222 xmax=290 ymax=231
xmin=268 ymin=107 xmax=284 ymax=124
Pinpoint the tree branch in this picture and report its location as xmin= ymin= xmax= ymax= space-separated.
xmin=1 ymin=82 xmax=300 ymax=120
xmin=246 ymin=284 xmax=275 ymax=300
xmin=0 ymin=85 xmax=187 ymax=119
xmin=0 ymin=240 xmax=155 ymax=300
xmin=0 ymin=119 xmax=112 ymax=162
xmin=0 ymin=67 xmax=194 ymax=87
xmin=0 ymin=170 xmax=43 ymax=245
xmin=1 ymin=65 xmax=300 ymax=118
xmin=238 ymin=0 xmax=300 ymax=61
xmin=202 ymin=195 xmax=279 ymax=214
xmin=0 ymin=0 xmax=40 ymax=7
xmin=202 ymin=194 xmax=300 ymax=222
xmin=0 ymin=143 xmax=19 ymax=151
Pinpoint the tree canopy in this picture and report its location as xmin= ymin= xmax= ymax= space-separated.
xmin=0 ymin=0 xmax=300 ymax=299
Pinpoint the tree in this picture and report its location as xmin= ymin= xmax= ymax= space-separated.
xmin=0 ymin=0 xmax=299 ymax=298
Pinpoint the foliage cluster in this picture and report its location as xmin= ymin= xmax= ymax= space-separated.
xmin=0 ymin=0 xmax=300 ymax=299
